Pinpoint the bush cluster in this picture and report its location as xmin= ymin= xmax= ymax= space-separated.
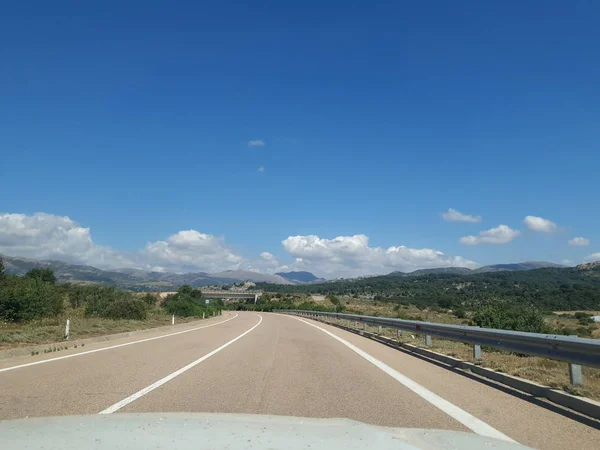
xmin=472 ymin=304 xmax=551 ymax=334
xmin=0 ymin=268 xmax=151 ymax=322
xmin=162 ymin=285 xmax=222 ymax=317
xmin=0 ymin=275 xmax=63 ymax=322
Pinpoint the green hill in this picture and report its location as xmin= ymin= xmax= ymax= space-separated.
xmin=256 ymin=264 xmax=600 ymax=311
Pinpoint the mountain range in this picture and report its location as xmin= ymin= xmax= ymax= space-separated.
xmin=389 ymin=261 xmax=565 ymax=277
xmin=276 ymin=271 xmax=326 ymax=283
xmin=0 ymin=253 xmax=569 ymax=291
xmin=0 ymin=254 xmax=315 ymax=290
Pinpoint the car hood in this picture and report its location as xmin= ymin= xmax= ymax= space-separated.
xmin=0 ymin=413 xmax=530 ymax=449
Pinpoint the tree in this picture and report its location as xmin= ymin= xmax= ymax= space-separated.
xmin=177 ymin=284 xmax=203 ymax=299
xmin=0 ymin=256 xmax=5 ymax=280
xmin=25 ymin=268 xmax=56 ymax=284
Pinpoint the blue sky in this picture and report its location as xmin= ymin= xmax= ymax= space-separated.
xmin=1 ymin=1 xmax=598 ymax=277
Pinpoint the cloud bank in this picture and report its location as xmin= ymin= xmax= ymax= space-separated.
xmin=0 ymin=213 xmax=243 ymax=273
xmin=0 ymin=213 xmax=480 ymax=278
xmin=281 ymin=234 xmax=477 ymax=278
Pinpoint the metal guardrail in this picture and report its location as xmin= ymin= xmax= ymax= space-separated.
xmin=281 ymin=310 xmax=600 ymax=385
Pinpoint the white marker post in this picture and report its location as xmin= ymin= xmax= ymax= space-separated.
xmin=65 ymin=319 xmax=70 ymax=340
xmin=171 ymin=315 xmax=175 ymax=325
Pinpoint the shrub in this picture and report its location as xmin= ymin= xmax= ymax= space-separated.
xmin=102 ymin=298 xmax=147 ymax=320
xmin=574 ymin=312 xmax=591 ymax=320
xmin=84 ymin=287 xmax=130 ymax=317
xmin=573 ymin=312 xmax=594 ymax=325
xmin=141 ymin=293 xmax=157 ymax=307
xmin=0 ymin=276 xmax=63 ymax=322
xmin=162 ymin=295 xmax=203 ymax=317
xmin=576 ymin=326 xmax=593 ymax=337
xmin=161 ymin=285 xmax=210 ymax=317
xmin=472 ymin=305 xmax=552 ymax=334
xmin=453 ymin=308 xmax=467 ymax=319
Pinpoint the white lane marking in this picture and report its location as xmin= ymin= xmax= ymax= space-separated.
xmin=291 ymin=316 xmax=517 ymax=443
xmin=0 ymin=314 xmax=239 ymax=374
xmin=99 ymin=313 xmax=263 ymax=414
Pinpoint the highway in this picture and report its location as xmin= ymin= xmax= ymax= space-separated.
xmin=1 ymin=312 xmax=599 ymax=449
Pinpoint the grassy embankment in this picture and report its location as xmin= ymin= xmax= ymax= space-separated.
xmin=0 ymin=306 xmax=205 ymax=351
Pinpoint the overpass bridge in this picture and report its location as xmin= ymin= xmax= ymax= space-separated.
xmin=201 ymin=291 xmax=262 ymax=303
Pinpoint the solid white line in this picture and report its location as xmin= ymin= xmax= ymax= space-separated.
xmin=99 ymin=313 xmax=263 ymax=414
xmin=0 ymin=314 xmax=239 ymax=374
xmin=291 ymin=316 xmax=517 ymax=443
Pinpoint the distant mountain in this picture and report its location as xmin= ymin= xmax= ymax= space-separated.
xmin=577 ymin=261 xmax=600 ymax=278
xmin=387 ymin=263 xmax=561 ymax=277
xmin=3 ymin=254 xmax=140 ymax=285
xmin=275 ymin=271 xmax=324 ymax=284
xmin=211 ymin=270 xmax=293 ymax=284
xmin=473 ymin=261 xmax=565 ymax=274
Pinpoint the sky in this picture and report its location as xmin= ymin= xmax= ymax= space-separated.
xmin=1 ymin=1 xmax=599 ymax=278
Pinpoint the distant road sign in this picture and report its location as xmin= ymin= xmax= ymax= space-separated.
xmin=205 ymin=299 xmax=210 ymax=305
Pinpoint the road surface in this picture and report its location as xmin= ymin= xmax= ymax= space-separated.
xmin=1 ymin=312 xmax=599 ymax=449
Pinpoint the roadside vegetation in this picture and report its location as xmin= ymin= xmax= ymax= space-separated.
xmin=0 ymin=257 xmax=221 ymax=349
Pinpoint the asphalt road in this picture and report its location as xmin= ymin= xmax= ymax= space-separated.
xmin=1 ymin=312 xmax=599 ymax=449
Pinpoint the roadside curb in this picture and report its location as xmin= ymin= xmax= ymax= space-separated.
xmin=310 ymin=317 xmax=600 ymax=421
xmin=0 ymin=313 xmax=232 ymax=361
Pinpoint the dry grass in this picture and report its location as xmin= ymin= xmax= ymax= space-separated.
xmin=0 ymin=308 xmax=201 ymax=351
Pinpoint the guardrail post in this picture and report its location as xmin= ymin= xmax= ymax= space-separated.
xmin=425 ymin=335 xmax=432 ymax=346
xmin=378 ymin=325 xmax=382 ymax=335
xmin=473 ymin=344 xmax=482 ymax=362
xmin=567 ymin=334 xmax=583 ymax=386
xmin=569 ymin=363 xmax=583 ymax=386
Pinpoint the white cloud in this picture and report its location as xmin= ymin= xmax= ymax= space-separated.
xmin=568 ymin=237 xmax=590 ymax=246
xmin=281 ymin=234 xmax=477 ymax=278
xmin=0 ymin=213 xmax=132 ymax=267
xmin=524 ymin=215 xmax=557 ymax=233
xmin=143 ymin=230 xmax=243 ymax=273
xmin=0 ymin=213 xmax=243 ymax=273
xmin=260 ymin=251 xmax=276 ymax=262
xmin=248 ymin=140 xmax=265 ymax=147
xmin=460 ymin=224 xmax=520 ymax=245
xmin=561 ymin=259 xmax=573 ymax=266
xmin=257 ymin=166 xmax=265 ymax=173
xmin=584 ymin=253 xmax=600 ymax=263
xmin=442 ymin=208 xmax=482 ymax=223
xmin=240 ymin=251 xmax=289 ymax=274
